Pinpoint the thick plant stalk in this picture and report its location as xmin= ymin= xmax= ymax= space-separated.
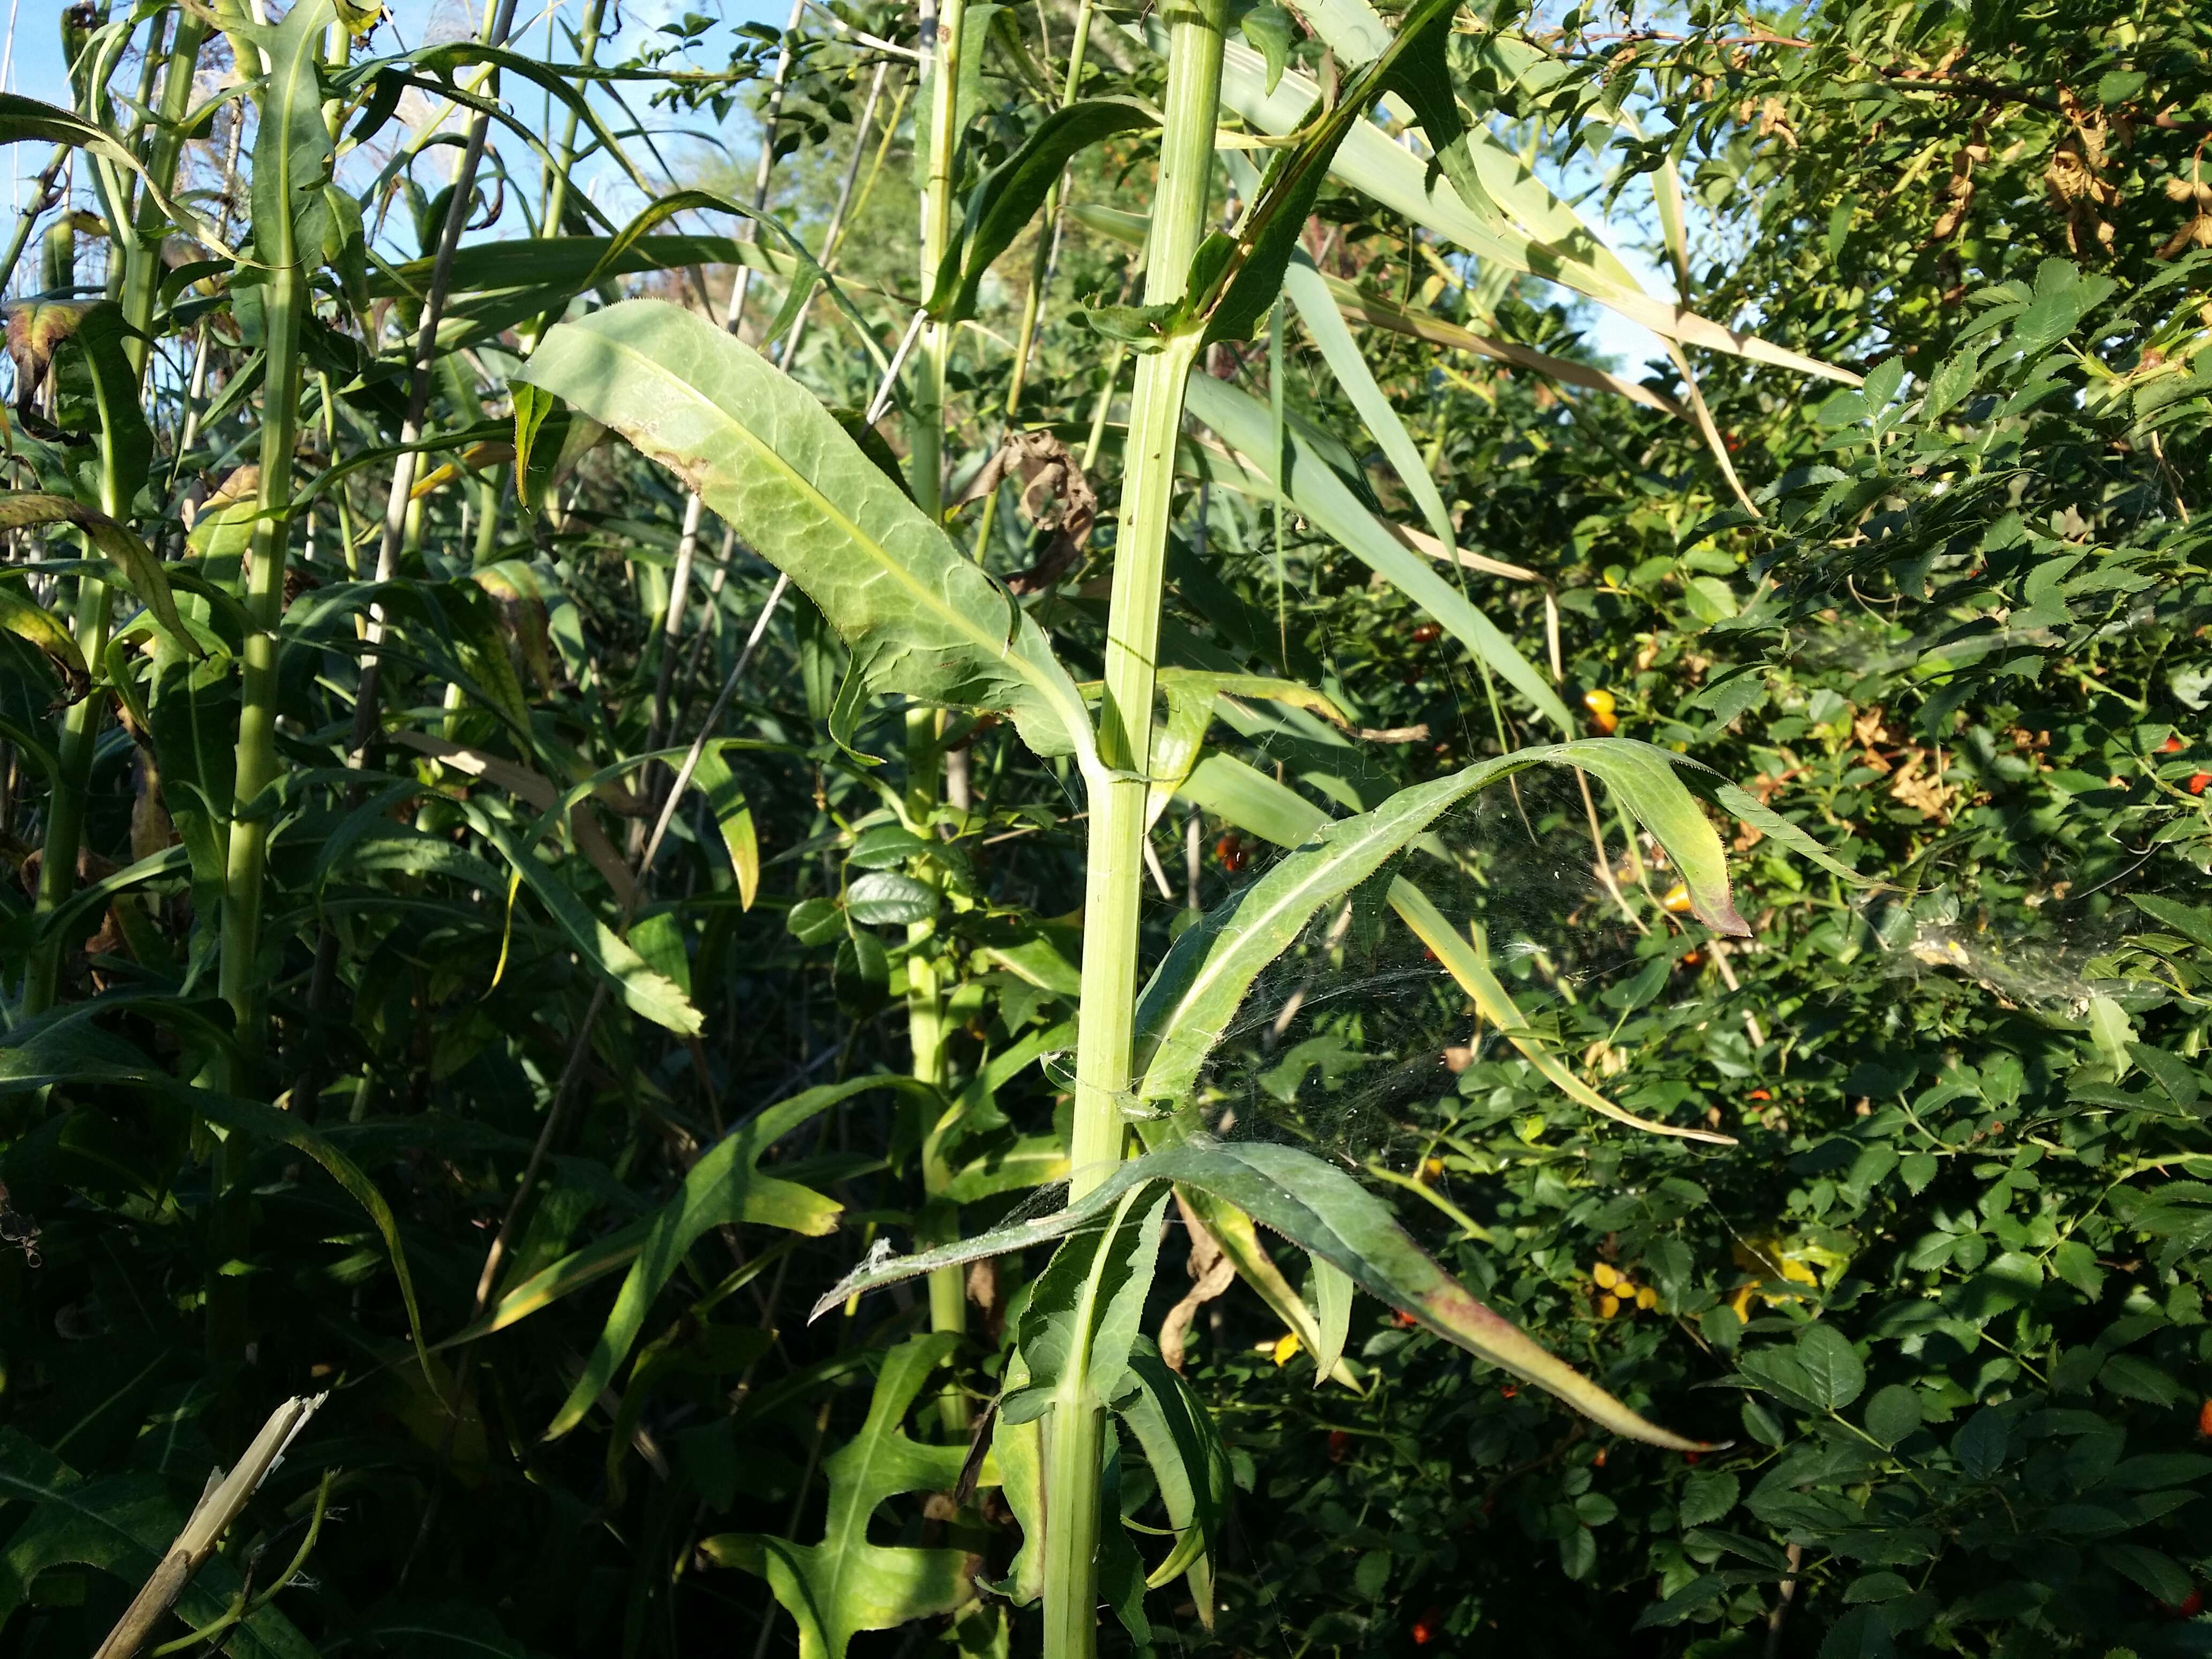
xmin=1049 ymin=1 xmax=1226 ymax=1648
xmin=901 ymin=0 xmax=975 ymax=1377
xmin=1068 ymin=0 xmax=1225 ymax=1194
xmin=910 ymin=0 xmax=965 ymax=521
xmin=92 ymin=1395 xmax=324 ymax=1659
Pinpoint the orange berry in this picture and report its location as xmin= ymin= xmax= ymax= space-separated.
xmin=2198 ymin=1399 xmax=2212 ymax=1438
xmin=1215 ymin=833 xmax=1247 ymax=872
xmin=1583 ymin=687 xmax=1618 ymax=735
xmin=1592 ymin=1448 xmax=1608 ymax=1468
xmin=2164 ymin=735 xmax=2186 ymax=752
xmin=2191 ymin=772 xmax=2211 ymax=796
xmin=1747 ymin=1089 xmax=1772 ymax=1102
xmin=1411 ymin=622 xmax=1442 ymax=644
xmin=1661 ymin=881 xmax=1693 ymax=914
xmin=1328 ymin=1429 xmax=1351 ymax=1462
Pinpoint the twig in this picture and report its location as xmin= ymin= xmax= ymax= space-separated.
xmin=93 ymin=1395 xmax=325 ymax=1659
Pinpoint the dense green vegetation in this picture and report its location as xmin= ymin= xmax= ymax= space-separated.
xmin=1 ymin=0 xmax=2209 ymax=1655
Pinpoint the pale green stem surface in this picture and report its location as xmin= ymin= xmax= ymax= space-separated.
xmin=908 ymin=0 xmax=973 ymax=1397
xmin=1051 ymin=0 xmax=1225 ymax=1649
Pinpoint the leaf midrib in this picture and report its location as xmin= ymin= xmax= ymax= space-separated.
xmin=581 ymin=324 xmax=1080 ymax=739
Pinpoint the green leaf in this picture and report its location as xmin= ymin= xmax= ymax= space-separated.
xmin=0 ymin=93 xmax=233 ymax=257
xmin=1392 ymin=878 xmax=1736 ymax=1144
xmin=0 ymin=1433 xmax=316 ymax=1659
xmin=2131 ymin=893 xmax=2212 ymax=952
xmin=1677 ymin=1470 xmax=1739 ymax=1528
xmin=475 ymin=816 xmax=703 ymax=1035
xmin=2087 ymin=993 xmax=2135 ymax=1076
xmin=0 ymin=579 xmax=88 ymax=693
xmin=2098 ymin=1543 xmax=2194 ymax=1606
xmin=817 ymin=1135 xmax=1715 ymax=1450
xmin=846 ymin=871 xmax=939 ymax=927
xmin=1121 ymin=1347 xmax=1229 ymax=1616
xmin=1193 ymin=0 xmax=1461 ymax=346
xmin=0 ymin=494 xmax=197 ymax=657
xmin=1147 ymin=670 xmax=1347 ymax=829
xmin=1308 ymin=1257 xmax=1354 ymax=1389
xmin=687 ymin=743 xmax=760 ymax=909
xmin=698 ymin=1333 xmax=981 ymax=1658
xmin=515 ymin=301 xmax=1096 ymax=767
xmin=1177 ymin=751 xmax=1330 ymax=847
xmin=1795 ymin=1323 xmax=1866 ymax=1410
xmin=1183 ymin=371 xmax=1571 ymax=736
xmin=929 ymin=98 xmax=1157 ymax=323
xmin=1149 ymin=24 xmax=1852 ymax=382
xmin=1135 ymin=740 xmax=1743 ymax=1111
xmin=1863 ymin=1384 xmax=1922 ymax=1446
xmin=249 ymin=0 xmax=338 ymax=269
xmin=1006 ymin=1185 xmax=1170 ymax=1424
xmin=542 ymin=1075 xmax=918 ymax=1440
xmin=1283 ymin=255 xmax=1455 ymax=554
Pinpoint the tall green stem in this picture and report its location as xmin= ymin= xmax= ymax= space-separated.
xmin=911 ymin=0 xmax=967 ymax=521
xmin=219 ymin=257 xmax=306 ymax=1043
xmin=1068 ymin=0 xmax=1225 ymax=1195
xmin=24 ymin=10 xmax=204 ymax=1014
xmin=907 ymin=0 xmax=973 ymax=1385
xmin=1049 ymin=3 xmax=1225 ymax=1651
xmin=538 ymin=0 xmax=607 ymax=240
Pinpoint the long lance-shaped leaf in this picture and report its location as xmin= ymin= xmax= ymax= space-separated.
xmin=0 ymin=93 xmax=235 ymax=258
xmin=0 ymin=580 xmax=89 ymax=694
xmin=1121 ymin=1348 xmax=1230 ymax=1612
xmin=514 ymin=300 xmax=1098 ymax=768
xmin=1072 ymin=200 xmax=1688 ymax=414
xmin=1181 ymin=371 xmax=1572 ymax=736
xmin=1190 ymin=0 xmax=1462 ymax=346
xmin=1142 ymin=25 xmax=1855 ymax=384
xmin=0 ymin=495 xmax=198 ymax=656
xmin=1388 ymin=877 xmax=1738 ymax=1145
xmin=367 ymin=234 xmax=786 ymax=300
xmin=1134 ymin=739 xmax=1745 ymax=1110
xmin=813 ymin=1135 xmax=1716 ymax=1450
xmin=1333 ymin=275 xmax=1687 ymax=414
xmin=1283 ymin=254 xmax=1455 ymax=554
xmin=929 ymin=96 xmax=1159 ymax=323
xmin=543 ymin=1076 xmax=926 ymax=1440
xmin=471 ymin=811 xmax=703 ymax=1035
